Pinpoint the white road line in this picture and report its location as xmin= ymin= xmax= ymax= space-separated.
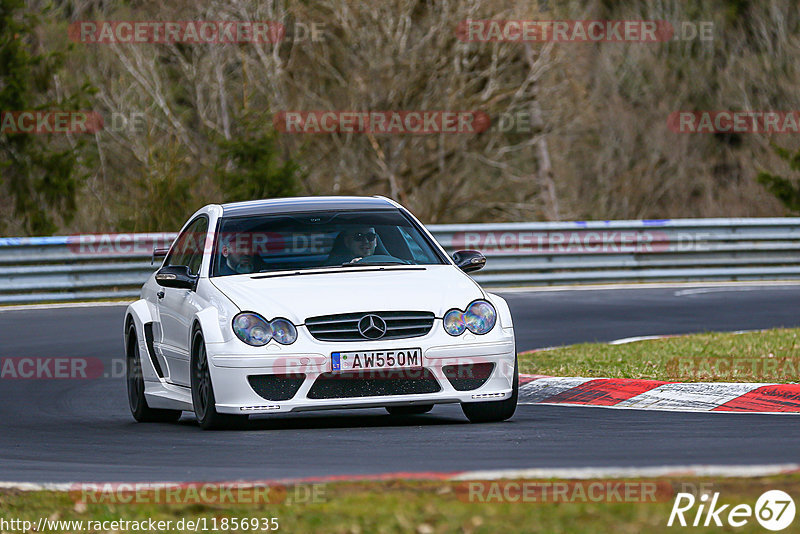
xmin=0 ymin=301 xmax=131 ymax=312
xmin=495 ymin=281 xmax=800 ymax=294
xmin=451 ymin=464 xmax=800 ymax=481
xmin=607 ymin=331 xmax=760 ymax=345
xmin=673 ymin=286 xmax=794 ymax=297
xmin=608 ymin=335 xmax=670 ymax=345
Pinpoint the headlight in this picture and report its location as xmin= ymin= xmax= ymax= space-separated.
xmin=442 ymin=300 xmax=497 ymax=336
xmin=443 ymin=309 xmax=467 ymax=336
xmin=464 ymin=300 xmax=497 ymax=334
xmin=232 ymin=313 xmax=297 ymax=346
xmin=270 ymin=318 xmax=298 ymax=345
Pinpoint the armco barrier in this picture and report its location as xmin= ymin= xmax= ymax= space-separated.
xmin=1 ymin=219 xmax=799 ymax=304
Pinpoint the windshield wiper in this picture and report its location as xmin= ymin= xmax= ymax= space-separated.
xmin=256 ymin=266 xmax=322 ymax=274
xmin=251 ymin=264 xmax=424 ymax=279
xmin=339 ymin=261 xmax=409 ymax=267
xmin=253 ymin=262 xmax=410 ymax=275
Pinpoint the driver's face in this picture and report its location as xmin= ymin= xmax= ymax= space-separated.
xmin=345 ymin=227 xmax=377 ymax=258
xmin=222 ymin=239 xmax=254 ymax=273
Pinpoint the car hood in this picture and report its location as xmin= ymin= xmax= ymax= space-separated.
xmin=209 ymin=265 xmax=483 ymax=323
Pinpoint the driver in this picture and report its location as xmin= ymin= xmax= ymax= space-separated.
xmin=342 ymin=226 xmax=377 ymax=263
xmin=218 ymin=232 xmax=261 ymax=275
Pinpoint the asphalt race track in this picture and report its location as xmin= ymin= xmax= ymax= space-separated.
xmin=503 ymin=284 xmax=800 ymax=349
xmin=1 ymin=284 xmax=800 ymax=483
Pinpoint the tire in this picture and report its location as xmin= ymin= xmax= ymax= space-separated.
xmin=460 ymin=356 xmax=518 ymax=423
xmin=126 ymin=324 xmax=182 ymax=423
xmin=386 ymin=404 xmax=434 ymax=415
xmin=191 ymin=329 xmax=248 ymax=430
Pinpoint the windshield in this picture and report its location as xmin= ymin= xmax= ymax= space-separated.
xmin=211 ymin=209 xmax=447 ymax=277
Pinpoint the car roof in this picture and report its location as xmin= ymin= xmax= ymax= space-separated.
xmin=220 ymin=196 xmax=397 ymax=217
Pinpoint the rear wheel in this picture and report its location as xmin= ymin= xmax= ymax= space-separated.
xmin=386 ymin=404 xmax=434 ymax=415
xmin=126 ymin=324 xmax=182 ymax=423
xmin=191 ymin=330 xmax=248 ymax=430
xmin=461 ymin=357 xmax=518 ymax=423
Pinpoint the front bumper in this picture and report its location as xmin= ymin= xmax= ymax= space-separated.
xmin=205 ymin=325 xmax=516 ymax=414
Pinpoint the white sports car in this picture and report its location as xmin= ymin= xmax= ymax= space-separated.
xmin=125 ymin=196 xmax=517 ymax=429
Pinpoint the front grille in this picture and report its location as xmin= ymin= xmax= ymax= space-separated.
xmin=248 ymin=374 xmax=306 ymax=401
xmin=307 ymin=369 xmax=441 ymax=399
xmin=305 ymin=311 xmax=435 ymax=341
xmin=443 ymin=363 xmax=495 ymax=391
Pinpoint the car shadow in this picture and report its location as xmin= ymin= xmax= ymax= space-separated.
xmin=173 ymin=408 xmax=470 ymax=431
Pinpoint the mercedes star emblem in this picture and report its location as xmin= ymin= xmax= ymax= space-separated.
xmin=358 ymin=314 xmax=387 ymax=339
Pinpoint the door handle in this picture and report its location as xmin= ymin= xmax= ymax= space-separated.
xmin=157 ymin=290 xmax=165 ymax=300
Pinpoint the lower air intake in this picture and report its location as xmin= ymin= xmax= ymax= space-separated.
xmin=307 ymin=368 xmax=441 ymax=399
xmin=248 ymin=374 xmax=306 ymax=401
xmin=443 ymin=363 xmax=495 ymax=391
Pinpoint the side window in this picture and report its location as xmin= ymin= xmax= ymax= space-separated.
xmin=165 ymin=217 xmax=209 ymax=276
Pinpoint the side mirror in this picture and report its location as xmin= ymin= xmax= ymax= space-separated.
xmin=452 ymin=250 xmax=486 ymax=273
xmin=152 ymin=247 xmax=170 ymax=266
xmin=155 ymin=265 xmax=197 ymax=290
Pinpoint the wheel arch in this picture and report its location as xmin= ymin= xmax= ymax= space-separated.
xmin=190 ymin=306 xmax=227 ymax=348
xmin=125 ymin=299 xmax=154 ymax=334
xmin=484 ymin=292 xmax=514 ymax=330
xmin=124 ymin=299 xmax=161 ymax=382
xmin=191 ymin=319 xmax=204 ymax=355
xmin=124 ymin=314 xmax=136 ymax=351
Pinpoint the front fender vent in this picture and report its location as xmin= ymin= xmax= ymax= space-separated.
xmin=143 ymin=323 xmax=164 ymax=378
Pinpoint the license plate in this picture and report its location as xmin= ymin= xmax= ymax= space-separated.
xmin=331 ymin=348 xmax=422 ymax=371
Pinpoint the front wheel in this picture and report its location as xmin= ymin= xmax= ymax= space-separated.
xmin=191 ymin=330 xmax=248 ymax=430
xmin=126 ymin=325 xmax=182 ymax=423
xmin=461 ymin=357 xmax=518 ymax=423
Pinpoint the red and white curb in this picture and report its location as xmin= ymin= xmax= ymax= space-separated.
xmin=518 ymin=375 xmax=800 ymax=413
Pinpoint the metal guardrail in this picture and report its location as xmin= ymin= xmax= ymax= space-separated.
xmin=1 ymin=219 xmax=799 ymax=304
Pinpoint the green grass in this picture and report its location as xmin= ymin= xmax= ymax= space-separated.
xmin=2 ymin=477 xmax=799 ymax=533
xmin=518 ymin=328 xmax=800 ymax=382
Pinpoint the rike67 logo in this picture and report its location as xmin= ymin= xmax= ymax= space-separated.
xmin=668 ymin=490 xmax=796 ymax=531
